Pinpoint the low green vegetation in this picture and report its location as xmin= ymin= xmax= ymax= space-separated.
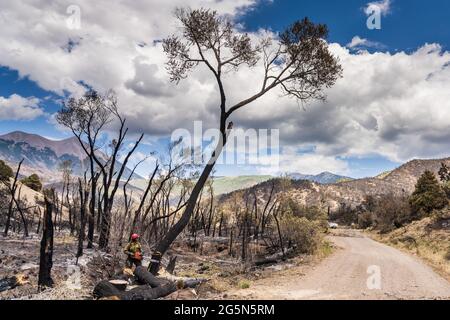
xmin=237 ymin=280 xmax=251 ymax=289
xmin=274 ymin=197 xmax=328 ymax=254
xmin=21 ymin=174 xmax=43 ymax=192
xmin=0 ymin=160 xmax=13 ymax=182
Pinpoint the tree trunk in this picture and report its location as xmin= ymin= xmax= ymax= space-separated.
xmin=36 ymin=207 xmax=42 ymax=234
xmin=38 ymin=198 xmax=54 ymax=289
xmin=241 ymin=214 xmax=247 ymax=261
xmin=3 ymin=160 xmax=23 ymax=237
xmin=98 ymin=206 xmax=111 ymax=249
xmin=273 ymin=210 xmax=285 ymax=259
xmin=166 ymin=256 xmax=177 ymax=275
xmin=87 ymin=173 xmax=97 ymax=249
xmin=76 ymin=179 xmax=88 ymax=258
xmin=3 ymin=197 xmax=15 ymax=237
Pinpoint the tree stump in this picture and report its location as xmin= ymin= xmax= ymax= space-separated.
xmin=148 ymin=251 xmax=162 ymax=275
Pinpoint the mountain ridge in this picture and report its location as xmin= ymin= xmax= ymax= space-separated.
xmin=289 ymin=171 xmax=353 ymax=184
xmin=0 ymin=131 xmax=142 ymax=182
xmin=220 ymin=156 xmax=450 ymax=212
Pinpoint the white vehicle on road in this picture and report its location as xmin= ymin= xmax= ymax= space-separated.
xmin=328 ymin=222 xmax=339 ymax=229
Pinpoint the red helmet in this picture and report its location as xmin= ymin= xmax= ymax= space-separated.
xmin=131 ymin=233 xmax=140 ymax=240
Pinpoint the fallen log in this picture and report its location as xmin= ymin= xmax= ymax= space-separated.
xmin=134 ymin=266 xmax=171 ymax=288
xmin=93 ymin=280 xmax=177 ymax=300
xmin=254 ymin=247 xmax=295 ymax=266
xmin=0 ymin=275 xmax=28 ymax=292
xmin=120 ymin=283 xmax=177 ymax=300
xmin=158 ymin=273 xmax=208 ymax=289
xmin=254 ymin=258 xmax=278 ymax=266
xmin=93 ymin=280 xmax=121 ymax=299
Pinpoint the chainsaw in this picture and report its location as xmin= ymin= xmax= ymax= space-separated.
xmin=133 ymin=251 xmax=143 ymax=261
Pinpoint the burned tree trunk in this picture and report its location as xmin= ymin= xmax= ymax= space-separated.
xmin=149 ymin=158 xmax=219 ymax=274
xmin=87 ymin=171 xmax=98 ymax=249
xmin=3 ymin=159 xmax=23 ymax=237
xmin=166 ymin=256 xmax=177 ymax=275
xmin=36 ymin=207 xmax=42 ymax=234
xmin=38 ymin=197 xmax=54 ymax=289
xmin=77 ymin=176 xmax=89 ymax=259
xmin=273 ymin=208 xmax=285 ymax=259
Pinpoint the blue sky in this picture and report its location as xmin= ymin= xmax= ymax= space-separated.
xmin=240 ymin=0 xmax=450 ymax=52
xmin=0 ymin=0 xmax=449 ymax=178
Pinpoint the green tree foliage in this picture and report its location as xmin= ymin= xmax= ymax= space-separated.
xmin=278 ymin=215 xmax=321 ymax=254
xmin=409 ymin=170 xmax=447 ymax=217
xmin=274 ymin=196 xmax=327 ymax=253
xmin=438 ymin=162 xmax=450 ymax=199
xmin=21 ymin=174 xmax=43 ymax=192
xmin=0 ymin=160 xmax=13 ymax=182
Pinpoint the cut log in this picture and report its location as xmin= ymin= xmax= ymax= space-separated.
xmin=93 ymin=280 xmax=121 ymax=299
xmin=148 ymin=251 xmax=162 ymax=275
xmin=0 ymin=275 xmax=28 ymax=292
xmin=134 ymin=266 xmax=170 ymax=288
xmin=93 ymin=280 xmax=176 ymax=300
xmin=109 ymin=280 xmax=128 ymax=291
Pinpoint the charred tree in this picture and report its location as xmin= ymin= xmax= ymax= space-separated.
xmin=2 ymin=159 xmax=23 ymax=237
xmin=38 ymin=196 xmax=54 ymax=289
xmin=76 ymin=175 xmax=90 ymax=259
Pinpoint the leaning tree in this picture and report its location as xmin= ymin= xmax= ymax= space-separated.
xmin=149 ymin=8 xmax=342 ymax=272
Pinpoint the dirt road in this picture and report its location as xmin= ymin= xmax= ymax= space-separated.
xmin=232 ymin=230 xmax=450 ymax=300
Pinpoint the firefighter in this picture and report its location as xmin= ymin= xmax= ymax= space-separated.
xmin=124 ymin=233 xmax=143 ymax=268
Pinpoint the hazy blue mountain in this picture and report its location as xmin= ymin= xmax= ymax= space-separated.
xmin=289 ymin=171 xmax=354 ymax=184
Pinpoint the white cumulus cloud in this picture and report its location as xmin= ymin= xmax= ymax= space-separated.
xmin=0 ymin=94 xmax=43 ymax=121
xmin=1 ymin=0 xmax=450 ymax=176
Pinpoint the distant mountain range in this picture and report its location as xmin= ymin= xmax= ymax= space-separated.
xmin=0 ymin=131 xmax=141 ymax=182
xmin=0 ymin=131 xmax=358 ymax=188
xmin=221 ymin=157 xmax=450 ymax=211
xmin=289 ymin=172 xmax=353 ymax=184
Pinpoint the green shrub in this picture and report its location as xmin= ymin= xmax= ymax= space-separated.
xmin=21 ymin=174 xmax=43 ymax=192
xmin=238 ymin=280 xmax=251 ymax=289
xmin=278 ymin=214 xmax=321 ymax=254
xmin=0 ymin=160 xmax=13 ymax=182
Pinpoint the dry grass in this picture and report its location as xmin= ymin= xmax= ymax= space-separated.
xmin=369 ymin=214 xmax=450 ymax=281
